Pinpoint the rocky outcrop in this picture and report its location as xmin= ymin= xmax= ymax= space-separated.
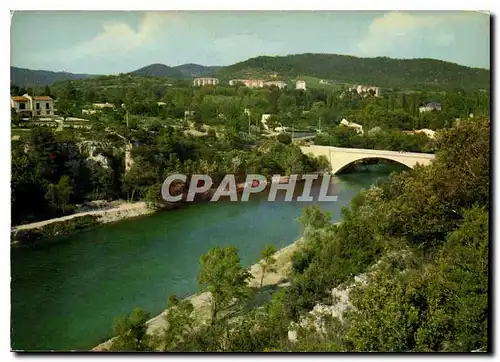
xmin=288 ymin=250 xmax=412 ymax=343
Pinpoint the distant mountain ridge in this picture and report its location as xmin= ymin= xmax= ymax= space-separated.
xmin=10 ymin=63 xmax=221 ymax=87
xmin=11 ymin=54 xmax=490 ymax=90
xmin=10 ymin=67 xmax=98 ymax=88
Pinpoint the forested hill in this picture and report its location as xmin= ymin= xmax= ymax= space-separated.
xmin=10 ymin=66 xmax=98 ymax=88
xmin=173 ymin=63 xmax=221 ymax=77
xmin=217 ymin=53 xmax=490 ymax=90
xmin=129 ymin=63 xmax=184 ymax=78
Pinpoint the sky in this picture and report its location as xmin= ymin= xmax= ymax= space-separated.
xmin=10 ymin=11 xmax=490 ymax=74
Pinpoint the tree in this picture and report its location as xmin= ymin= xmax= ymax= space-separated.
xmin=259 ymin=244 xmax=277 ymax=288
xmin=162 ymin=295 xmax=195 ymax=351
xmin=56 ymin=98 xmax=76 ymax=121
xmin=276 ymin=133 xmax=292 ymax=145
xmin=108 ymin=307 xmax=156 ymax=351
xmin=11 ymin=108 xmax=20 ymax=126
xmin=55 ymin=81 xmax=81 ymax=120
xmin=11 ymin=84 xmax=20 ymax=96
xmin=198 ymin=246 xmax=252 ymax=326
xmin=344 ymin=207 xmax=488 ymax=352
xmin=45 ymin=175 xmax=73 ymax=214
xmin=43 ymin=85 xmax=52 ymax=97
xmin=143 ymin=183 xmax=165 ymax=210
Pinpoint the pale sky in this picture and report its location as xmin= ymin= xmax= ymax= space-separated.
xmin=10 ymin=11 xmax=490 ymax=74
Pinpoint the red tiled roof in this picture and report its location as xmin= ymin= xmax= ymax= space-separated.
xmin=11 ymin=96 xmax=28 ymax=102
xmin=32 ymin=96 xmax=53 ymax=101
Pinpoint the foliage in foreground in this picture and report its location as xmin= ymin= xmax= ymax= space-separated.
xmin=108 ymin=117 xmax=489 ymax=352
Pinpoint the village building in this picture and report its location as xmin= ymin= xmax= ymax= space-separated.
xmin=340 ymin=118 xmax=364 ymax=134
xmin=349 ymin=85 xmax=381 ymax=97
xmin=193 ymin=77 xmax=219 ymax=87
xmin=264 ymin=81 xmax=287 ymax=89
xmin=296 ymin=80 xmax=306 ymax=90
xmin=419 ymin=102 xmax=442 ymax=113
xmin=11 ymin=94 xmax=54 ymax=118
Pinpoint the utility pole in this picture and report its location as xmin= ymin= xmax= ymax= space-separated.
xmin=318 ymin=117 xmax=321 ymax=133
xmin=123 ymin=103 xmax=129 ymax=128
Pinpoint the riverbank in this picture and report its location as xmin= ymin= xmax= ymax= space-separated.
xmin=92 ymin=238 xmax=303 ymax=351
xmin=11 ymin=201 xmax=155 ymax=245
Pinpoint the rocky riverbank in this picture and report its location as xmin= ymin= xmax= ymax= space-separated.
xmin=92 ymin=238 xmax=304 ymax=351
xmin=11 ymin=201 xmax=155 ymax=245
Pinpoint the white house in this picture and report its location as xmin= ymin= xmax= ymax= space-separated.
xmin=92 ymin=102 xmax=115 ymax=109
xmin=229 ymin=79 xmax=265 ymax=88
xmin=419 ymin=102 xmax=442 ymax=113
xmin=274 ymin=126 xmax=290 ymax=133
xmin=193 ymin=77 xmax=219 ymax=87
xmin=296 ymin=80 xmax=306 ymax=90
xmin=349 ymin=85 xmax=381 ymax=97
xmin=264 ymin=81 xmax=287 ymax=89
xmin=11 ymin=94 xmax=54 ymax=118
xmin=340 ymin=118 xmax=363 ymax=135
xmin=184 ymin=110 xmax=196 ymax=118
xmin=261 ymin=114 xmax=272 ymax=130
xmin=403 ymin=129 xmax=437 ymax=139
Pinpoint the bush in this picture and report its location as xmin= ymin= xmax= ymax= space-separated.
xmin=276 ymin=133 xmax=292 ymax=145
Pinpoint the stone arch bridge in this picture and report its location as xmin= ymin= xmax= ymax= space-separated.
xmin=300 ymin=145 xmax=435 ymax=175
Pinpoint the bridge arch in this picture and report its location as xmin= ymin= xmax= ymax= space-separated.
xmin=331 ymin=155 xmax=413 ymax=175
xmin=300 ymin=145 xmax=435 ymax=175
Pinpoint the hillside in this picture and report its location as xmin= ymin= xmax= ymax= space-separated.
xmin=10 ymin=66 xmax=98 ymax=87
xmin=217 ymin=53 xmax=491 ymax=90
xmin=129 ymin=63 xmax=184 ymax=78
xmin=173 ymin=63 xmax=221 ymax=77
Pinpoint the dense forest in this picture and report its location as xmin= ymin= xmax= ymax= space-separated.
xmin=218 ymin=54 xmax=490 ymax=91
xmin=11 ymin=125 xmax=328 ymax=226
xmin=105 ymin=116 xmax=489 ymax=352
xmin=314 ymin=127 xmax=435 ymax=153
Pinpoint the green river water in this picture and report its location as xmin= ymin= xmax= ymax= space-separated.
xmin=11 ymin=164 xmax=405 ymax=351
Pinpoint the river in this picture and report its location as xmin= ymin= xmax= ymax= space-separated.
xmin=11 ymin=164 xmax=406 ymax=351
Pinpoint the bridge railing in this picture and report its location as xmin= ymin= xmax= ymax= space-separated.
xmin=300 ymin=145 xmax=435 ymax=159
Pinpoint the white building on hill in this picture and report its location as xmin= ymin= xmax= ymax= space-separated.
xmin=193 ymin=77 xmax=219 ymax=87
xmin=264 ymin=81 xmax=287 ymax=89
xmin=296 ymin=80 xmax=306 ymax=90
xmin=349 ymin=85 xmax=381 ymax=97
xmin=340 ymin=118 xmax=364 ymax=135
xmin=229 ymin=79 xmax=265 ymax=88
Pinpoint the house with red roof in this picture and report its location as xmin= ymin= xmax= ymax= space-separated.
xmin=10 ymin=94 xmax=54 ymax=118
